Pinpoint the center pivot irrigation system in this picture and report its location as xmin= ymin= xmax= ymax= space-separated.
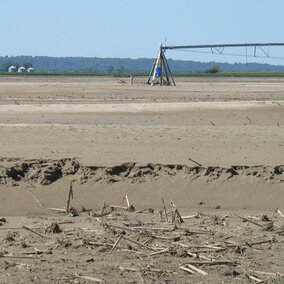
xmin=147 ymin=42 xmax=284 ymax=86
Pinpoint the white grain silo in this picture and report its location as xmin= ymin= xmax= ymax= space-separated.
xmin=27 ymin=67 xmax=35 ymax=73
xmin=18 ymin=66 xmax=27 ymax=73
xmin=8 ymin=65 xmax=17 ymax=73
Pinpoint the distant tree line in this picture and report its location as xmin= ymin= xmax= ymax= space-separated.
xmin=1 ymin=56 xmax=284 ymax=73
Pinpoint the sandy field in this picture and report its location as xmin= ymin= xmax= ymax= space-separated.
xmin=0 ymin=76 xmax=284 ymax=283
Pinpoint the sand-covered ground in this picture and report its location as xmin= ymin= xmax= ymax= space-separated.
xmin=0 ymin=76 xmax=283 ymax=283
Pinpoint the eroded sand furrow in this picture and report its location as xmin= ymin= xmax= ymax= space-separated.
xmin=0 ymin=158 xmax=283 ymax=186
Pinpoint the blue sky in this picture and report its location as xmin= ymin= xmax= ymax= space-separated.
xmin=1 ymin=0 xmax=284 ymax=64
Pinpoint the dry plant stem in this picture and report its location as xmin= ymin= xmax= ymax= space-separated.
xmin=122 ymin=235 xmax=158 ymax=252
xmin=125 ymin=195 xmax=130 ymax=209
xmin=136 ymin=272 xmax=146 ymax=284
xmin=110 ymin=205 xmax=128 ymax=210
xmin=186 ymin=264 xmax=208 ymax=276
xmin=132 ymin=226 xmax=173 ymax=232
xmin=187 ymin=251 xmax=212 ymax=261
xmin=175 ymin=208 xmax=184 ymax=223
xmin=188 ymin=157 xmax=203 ymax=166
xmin=22 ymin=226 xmax=48 ymax=239
xmin=246 ymin=274 xmax=264 ymax=283
xmin=0 ymin=225 xmax=52 ymax=231
xmin=136 ymin=208 xmax=153 ymax=213
xmin=182 ymin=214 xmax=199 ymax=219
xmin=145 ymin=210 xmax=161 ymax=223
xmin=252 ymin=270 xmax=284 ymax=277
xmin=246 ymin=238 xmax=274 ymax=247
xmin=0 ymin=227 xmax=19 ymax=231
xmin=28 ymin=190 xmax=44 ymax=207
xmin=3 ymin=255 xmax=37 ymax=259
xmin=234 ymin=214 xmax=263 ymax=228
xmin=66 ymin=181 xmax=74 ymax=213
xmin=183 ymin=260 xmax=237 ymax=266
xmin=120 ymin=249 xmax=148 ymax=256
xmin=75 ymin=274 xmax=104 ymax=283
xmin=86 ymin=241 xmax=114 ymax=247
xmin=190 ymin=248 xmax=227 ymax=254
xmin=48 ymin=208 xmax=66 ymax=213
xmin=101 ymin=202 xmax=107 ymax=217
xmin=107 ymin=224 xmax=134 ymax=232
xmin=180 ymin=265 xmax=196 ymax=274
xmin=109 ymin=234 xmax=123 ymax=255
xmin=162 ymin=198 xmax=169 ymax=223
xmin=119 ymin=266 xmax=173 ymax=274
xmin=148 ymin=248 xmax=169 ymax=256
xmin=119 ymin=266 xmax=139 ymax=272
xmin=276 ymin=209 xmax=284 ymax=218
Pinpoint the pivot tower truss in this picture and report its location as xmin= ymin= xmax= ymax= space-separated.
xmin=147 ymin=42 xmax=284 ymax=86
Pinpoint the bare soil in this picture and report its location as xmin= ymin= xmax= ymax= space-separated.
xmin=0 ymin=76 xmax=283 ymax=283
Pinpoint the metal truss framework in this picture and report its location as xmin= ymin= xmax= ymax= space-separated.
xmin=148 ymin=42 xmax=284 ymax=86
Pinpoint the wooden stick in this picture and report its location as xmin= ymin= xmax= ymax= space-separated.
xmin=66 ymin=181 xmax=74 ymax=213
xmin=22 ymin=226 xmax=48 ymax=239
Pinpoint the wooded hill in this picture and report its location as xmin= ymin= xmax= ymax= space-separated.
xmin=1 ymin=56 xmax=284 ymax=73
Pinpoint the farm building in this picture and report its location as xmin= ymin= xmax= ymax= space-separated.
xmin=18 ymin=66 xmax=27 ymax=73
xmin=27 ymin=67 xmax=35 ymax=73
xmin=8 ymin=65 xmax=17 ymax=73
